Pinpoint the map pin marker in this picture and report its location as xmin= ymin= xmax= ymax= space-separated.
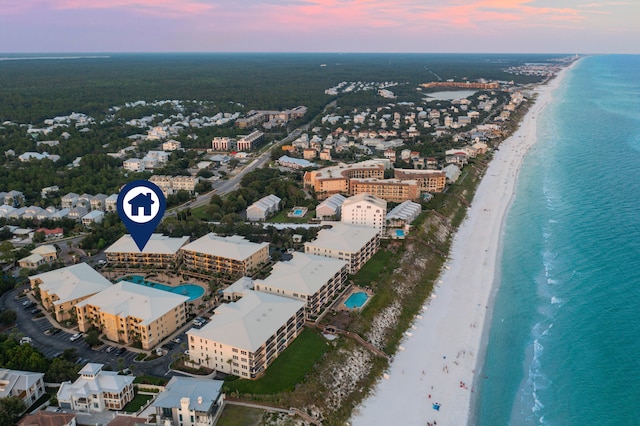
xmin=117 ymin=180 xmax=166 ymax=252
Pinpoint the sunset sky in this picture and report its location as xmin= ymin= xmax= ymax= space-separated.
xmin=1 ymin=0 xmax=638 ymax=53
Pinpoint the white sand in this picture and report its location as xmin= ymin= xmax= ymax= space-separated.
xmin=351 ymin=65 xmax=575 ymax=426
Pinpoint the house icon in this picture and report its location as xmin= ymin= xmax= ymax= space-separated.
xmin=128 ymin=192 xmax=155 ymax=216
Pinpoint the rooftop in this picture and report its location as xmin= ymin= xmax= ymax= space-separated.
xmin=31 ymin=263 xmax=112 ymax=305
xmin=180 ymin=233 xmax=269 ymax=261
xmin=188 ymin=291 xmax=304 ymax=352
xmin=152 ymin=376 xmax=223 ymax=411
xmin=305 ymin=222 xmax=380 ymax=253
xmin=105 ymin=233 xmax=189 ymax=255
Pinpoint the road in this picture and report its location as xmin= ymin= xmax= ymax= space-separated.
xmin=170 ymin=128 xmax=304 ymax=214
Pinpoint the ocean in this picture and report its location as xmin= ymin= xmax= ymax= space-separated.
xmin=476 ymin=55 xmax=640 ymax=425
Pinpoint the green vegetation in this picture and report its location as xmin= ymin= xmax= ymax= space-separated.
xmin=122 ymin=393 xmax=153 ymax=413
xmin=216 ymin=404 xmax=266 ymax=426
xmin=134 ymin=375 xmax=168 ymax=386
xmin=224 ymin=328 xmax=328 ymax=395
xmin=351 ymin=246 xmax=398 ymax=288
xmin=0 ymin=397 xmax=26 ymax=426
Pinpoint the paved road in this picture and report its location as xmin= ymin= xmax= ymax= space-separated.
xmin=0 ymin=285 xmax=189 ymax=378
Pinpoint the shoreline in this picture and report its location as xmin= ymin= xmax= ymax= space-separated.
xmin=351 ymin=63 xmax=576 ymax=426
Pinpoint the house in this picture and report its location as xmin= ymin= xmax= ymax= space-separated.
xmin=246 ymin=194 xmax=281 ymax=222
xmin=152 ymin=377 xmax=225 ymax=426
xmin=30 ymin=263 xmax=112 ymax=323
xmin=67 ymin=206 xmax=88 ymax=221
xmin=76 ymin=281 xmax=188 ymax=350
xmin=315 ymin=194 xmax=346 ymax=220
xmin=304 ymin=222 xmax=381 ymax=274
xmin=180 ymin=234 xmax=269 ymax=277
xmin=90 ymin=193 xmax=108 ymax=211
xmin=105 ymin=234 xmax=189 ymax=268
xmin=4 ymin=190 xmax=24 ymax=206
xmin=341 ymin=193 xmax=387 ymax=232
xmin=41 ymin=185 xmax=60 ymax=198
xmin=105 ymin=194 xmax=118 ymax=212
xmin=123 ymin=158 xmax=144 ymax=172
xmin=386 ymin=200 xmax=422 ymax=232
xmin=443 ymin=164 xmax=462 ymax=183
xmin=186 ymin=290 xmax=305 ymax=379
xmin=18 ymin=244 xmax=57 ymax=269
xmin=253 ymin=253 xmax=348 ymax=319
xmin=36 ymin=227 xmax=64 ymax=240
xmin=277 ymin=155 xmax=316 ymax=170
xmin=128 ymin=192 xmax=154 ymax=217
xmin=162 ymin=140 xmax=182 ymax=151
xmin=17 ymin=411 xmax=77 ymax=426
xmin=0 ymin=369 xmax=45 ymax=408
xmin=61 ymin=193 xmax=79 ymax=209
xmin=57 ymin=364 xmax=134 ymax=412
xmin=81 ymin=210 xmax=104 ymax=226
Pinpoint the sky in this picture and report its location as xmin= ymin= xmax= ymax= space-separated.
xmin=0 ymin=0 xmax=638 ymax=54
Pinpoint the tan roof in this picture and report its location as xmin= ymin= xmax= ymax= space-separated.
xmin=105 ymin=234 xmax=189 ymax=255
xmin=180 ymin=233 xmax=268 ymax=261
xmin=31 ymin=263 xmax=112 ymax=305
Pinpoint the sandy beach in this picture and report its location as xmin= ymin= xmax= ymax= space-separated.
xmin=351 ymin=64 xmax=574 ymax=426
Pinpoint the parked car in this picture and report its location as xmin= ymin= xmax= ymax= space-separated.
xmin=171 ymin=337 xmax=181 ymax=344
xmin=30 ymin=308 xmax=40 ymax=315
xmin=50 ymin=328 xmax=62 ymax=335
xmin=115 ymin=347 xmax=126 ymax=356
xmin=70 ymin=333 xmax=82 ymax=342
xmin=22 ymin=302 xmax=35 ymax=310
xmin=105 ymin=345 xmax=114 ymax=353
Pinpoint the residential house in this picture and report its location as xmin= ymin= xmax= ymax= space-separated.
xmin=123 ymin=158 xmax=144 ymax=172
xmin=187 ymin=290 xmax=305 ymax=379
xmin=61 ymin=193 xmax=79 ymax=209
xmin=0 ymin=369 xmax=45 ymax=408
xmin=17 ymin=411 xmax=77 ymax=426
xmin=246 ymin=194 xmax=281 ymax=222
xmin=30 ymin=263 xmax=112 ymax=323
xmin=57 ymin=364 xmax=134 ymax=412
xmin=386 ymin=200 xmax=422 ymax=234
xmin=81 ymin=210 xmax=104 ymax=226
xmin=152 ymin=377 xmax=225 ymax=426
xmin=315 ymin=194 xmax=346 ymax=220
xmin=443 ymin=164 xmax=462 ymax=183
xmin=68 ymin=206 xmax=88 ymax=221
xmin=76 ymin=281 xmax=188 ymax=350
xmin=18 ymin=244 xmax=57 ymax=269
xmin=4 ymin=190 xmax=24 ymax=206
xmin=90 ymin=194 xmax=108 ymax=211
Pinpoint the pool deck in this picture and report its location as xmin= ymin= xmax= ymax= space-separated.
xmin=336 ymin=286 xmax=374 ymax=312
xmin=114 ymin=273 xmax=209 ymax=301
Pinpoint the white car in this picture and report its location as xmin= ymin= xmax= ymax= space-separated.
xmin=70 ymin=333 xmax=82 ymax=342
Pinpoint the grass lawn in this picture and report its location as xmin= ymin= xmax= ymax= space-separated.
xmin=224 ymin=328 xmax=328 ymax=395
xmin=351 ymin=248 xmax=396 ymax=287
xmin=216 ymin=404 xmax=265 ymax=426
xmin=266 ymin=209 xmax=310 ymax=224
xmin=134 ymin=375 xmax=168 ymax=386
xmin=123 ymin=393 xmax=153 ymax=413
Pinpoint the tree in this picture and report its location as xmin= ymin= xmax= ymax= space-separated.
xmin=32 ymin=231 xmax=45 ymax=243
xmin=0 ymin=397 xmax=26 ymax=426
xmin=0 ymin=310 xmax=16 ymax=326
xmin=84 ymin=330 xmax=101 ymax=348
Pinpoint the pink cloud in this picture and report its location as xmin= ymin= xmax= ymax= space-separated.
xmin=0 ymin=0 xmax=213 ymax=17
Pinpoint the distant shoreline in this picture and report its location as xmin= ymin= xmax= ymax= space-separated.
xmin=352 ymin=59 xmax=578 ymax=426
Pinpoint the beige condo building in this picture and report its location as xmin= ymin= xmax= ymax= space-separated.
xmin=105 ymin=234 xmax=189 ymax=268
xmin=393 ymin=169 xmax=447 ymax=193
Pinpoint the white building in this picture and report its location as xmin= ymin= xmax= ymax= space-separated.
xmin=253 ymin=253 xmax=348 ymax=319
xmin=152 ymin=377 xmax=225 ymax=426
xmin=386 ymin=200 xmax=422 ymax=234
xmin=61 ymin=192 xmax=79 ymax=209
xmin=162 ymin=140 xmax=182 ymax=151
xmin=0 ymin=369 xmax=45 ymax=408
xmin=443 ymin=164 xmax=462 ymax=183
xmin=246 ymin=194 xmax=281 ymax=222
xmin=341 ymin=193 xmax=387 ymax=232
xmin=105 ymin=234 xmax=189 ymax=267
xmin=187 ymin=290 xmax=305 ymax=379
xmin=57 ymin=363 xmax=134 ymax=412
xmin=81 ymin=210 xmax=104 ymax=226
xmin=304 ymin=222 xmax=380 ymax=274
xmin=315 ymin=194 xmax=346 ymax=220
xmin=123 ymin=158 xmax=144 ymax=172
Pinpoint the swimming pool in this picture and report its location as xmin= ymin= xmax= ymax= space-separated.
xmin=344 ymin=291 xmax=369 ymax=309
xmin=395 ymin=229 xmax=405 ymax=238
xmin=120 ymin=275 xmax=204 ymax=301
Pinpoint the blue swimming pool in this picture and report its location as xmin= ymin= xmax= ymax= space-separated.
xmin=120 ymin=275 xmax=204 ymax=301
xmin=395 ymin=229 xmax=405 ymax=238
xmin=344 ymin=291 xmax=369 ymax=309
xmin=294 ymin=209 xmax=303 ymax=215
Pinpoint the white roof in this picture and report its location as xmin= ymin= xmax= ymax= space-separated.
xmin=31 ymin=263 xmax=112 ymax=305
xmin=316 ymin=194 xmax=346 ymax=211
xmin=386 ymin=200 xmax=422 ymax=221
xmin=305 ymin=222 xmax=379 ymax=253
xmin=188 ymin=291 xmax=304 ymax=352
xmin=247 ymin=194 xmax=281 ymax=212
xmin=57 ymin=363 xmax=134 ymax=400
xmin=152 ymin=376 xmax=223 ymax=411
xmin=82 ymin=210 xmax=104 ymax=220
xmin=0 ymin=369 xmax=44 ymax=398
xmin=342 ymin=193 xmax=387 ymax=210
xmin=180 ymin=233 xmax=268 ymax=261
xmin=76 ymin=281 xmax=189 ymax=326
xmin=222 ymin=276 xmax=254 ymax=297
xmin=105 ymin=234 xmax=189 ymax=255
xmin=255 ymin=253 xmax=346 ymax=296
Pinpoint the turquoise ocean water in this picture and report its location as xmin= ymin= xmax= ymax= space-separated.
xmin=476 ymin=55 xmax=640 ymax=425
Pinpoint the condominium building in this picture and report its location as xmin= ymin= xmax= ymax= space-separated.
xmin=76 ymin=281 xmax=189 ymax=350
xmin=303 ymin=160 xmax=390 ymax=198
xmin=211 ymin=137 xmax=236 ymax=151
xmin=246 ymin=194 xmax=281 ymax=222
xmin=315 ymin=194 xmax=346 ymax=220
xmin=236 ymin=130 xmax=264 ymax=151
xmin=30 ymin=263 xmax=112 ymax=323
xmin=393 ymin=169 xmax=447 ymax=193
xmin=386 ymin=200 xmax=422 ymax=233
xmin=341 ymin=193 xmax=387 ymax=232
xmin=105 ymin=234 xmax=189 ymax=268
xmin=304 ymin=222 xmax=381 ymax=274
xmin=152 ymin=377 xmax=225 ymax=426
xmin=57 ymin=363 xmax=134 ymax=412
xmin=187 ymin=291 xmax=305 ymax=379
xmin=253 ymin=253 xmax=348 ymax=319
xmin=349 ymin=178 xmax=420 ymax=202
xmin=180 ymin=234 xmax=269 ymax=276
xmin=149 ymin=175 xmax=198 ymax=197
